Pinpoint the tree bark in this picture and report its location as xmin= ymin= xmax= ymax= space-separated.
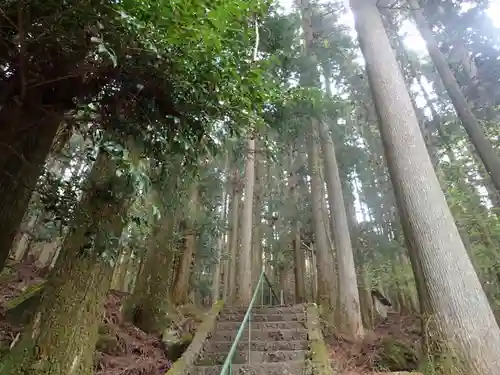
xmin=293 ymin=226 xmax=306 ymax=303
xmin=126 ymin=206 xmax=177 ymax=334
xmin=307 ymin=121 xmax=337 ymax=317
xmin=111 ymin=245 xmax=130 ymax=291
xmin=319 ymin=120 xmax=364 ymax=339
xmin=351 ymin=1 xmax=500 ymax=373
xmin=237 ymin=137 xmax=256 ymax=305
xmin=252 ymin=142 xmax=263 ymax=285
xmin=227 ymin=167 xmax=241 ymax=302
xmin=213 ymin=156 xmax=229 ymax=302
xmin=172 ymin=183 xmax=199 ymax=305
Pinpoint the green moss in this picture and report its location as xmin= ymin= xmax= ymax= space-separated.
xmin=0 ymin=335 xmax=38 ymax=374
xmin=98 ymin=324 xmax=111 ymax=336
xmin=4 ymin=283 xmax=45 ymax=326
xmin=306 ymin=304 xmax=334 ymax=375
xmin=376 ymin=338 xmax=418 ymax=372
xmin=0 ymin=342 xmax=11 ymax=360
xmin=5 ymin=282 xmax=45 ymax=310
xmin=96 ymin=335 xmax=119 ymax=354
xmin=418 ymin=349 xmax=463 ymax=375
xmin=180 ymin=333 xmax=193 ymax=344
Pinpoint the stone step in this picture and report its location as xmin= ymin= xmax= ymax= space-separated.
xmin=203 ymin=339 xmax=309 ymax=353
xmin=212 ymin=328 xmax=307 ymax=342
xmin=222 ymin=305 xmax=305 ymax=315
xmin=218 ymin=313 xmax=305 ymax=322
xmin=197 ymin=349 xmax=307 ymax=366
xmin=216 ymin=320 xmax=306 ymax=331
xmin=190 ymin=360 xmax=308 ymax=375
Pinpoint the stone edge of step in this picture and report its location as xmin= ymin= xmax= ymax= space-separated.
xmin=201 ymin=339 xmax=309 ymax=353
xmin=192 ymin=359 xmax=308 ymax=371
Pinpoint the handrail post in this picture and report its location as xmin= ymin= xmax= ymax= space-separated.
xmin=248 ymin=310 xmax=251 ymax=364
xmin=260 ymin=277 xmax=264 ymax=306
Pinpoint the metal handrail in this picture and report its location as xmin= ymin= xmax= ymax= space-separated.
xmin=219 ymin=268 xmax=279 ymax=375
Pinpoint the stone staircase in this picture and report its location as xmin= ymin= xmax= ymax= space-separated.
xmin=190 ymin=304 xmax=310 ymax=375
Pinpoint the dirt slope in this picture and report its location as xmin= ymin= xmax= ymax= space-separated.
xmin=0 ymin=259 xmax=173 ymax=375
xmin=326 ymin=314 xmax=421 ymax=375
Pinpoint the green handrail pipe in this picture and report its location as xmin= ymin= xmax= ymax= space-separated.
xmin=219 ymin=268 xmax=279 ymax=375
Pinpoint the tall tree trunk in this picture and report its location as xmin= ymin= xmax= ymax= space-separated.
xmin=300 ymin=0 xmax=338 ymax=324
xmin=126 ymin=203 xmax=177 ymax=334
xmin=212 ymin=235 xmax=224 ymax=303
xmin=310 ymin=244 xmax=318 ymax=303
xmin=172 ymin=183 xmax=199 ymax=305
xmin=307 ymin=121 xmax=337 ymax=318
xmin=293 ymin=225 xmax=306 ymax=303
xmin=0 ymin=146 xmax=133 ymax=375
xmin=227 ymin=167 xmax=241 ymax=302
xmin=409 ymin=0 xmax=500 ymax=192
xmin=319 ymin=120 xmax=364 ymax=338
xmin=351 ymin=1 xmax=500 ymax=373
xmin=237 ymin=137 xmax=256 ymax=305
xmin=289 ymin=147 xmax=307 ymax=303
xmin=213 ymin=157 xmax=229 ymax=302
xmin=252 ymin=142 xmax=263 ymax=283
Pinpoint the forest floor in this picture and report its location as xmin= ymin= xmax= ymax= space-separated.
xmin=0 ymin=258 xmax=198 ymax=375
xmin=325 ymin=313 xmax=422 ymax=375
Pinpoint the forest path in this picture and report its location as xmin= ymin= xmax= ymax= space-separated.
xmin=190 ymin=304 xmax=310 ymax=375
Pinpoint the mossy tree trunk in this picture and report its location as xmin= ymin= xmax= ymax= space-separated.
xmin=111 ymin=245 xmax=130 ymax=291
xmin=126 ymin=203 xmax=177 ymax=334
xmin=0 ymin=146 xmax=134 ymax=375
xmin=172 ymin=182 xmax=199 ymax=305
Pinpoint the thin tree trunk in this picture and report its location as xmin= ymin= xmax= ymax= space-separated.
xmin=252 ymin=142 xmax=263 ymax=283
xmin=227 ymin=167 xmax=241 ymax=302
xmin=310 ymin=245 xmax=318 ymax=303
xmin=213 ymin=156 xmax=229 ymax=302
xmin=293 ymin=225 xmax=306 ymax=303
xmin=351 ymin=1 xmax=500 ymax=373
